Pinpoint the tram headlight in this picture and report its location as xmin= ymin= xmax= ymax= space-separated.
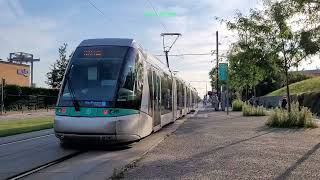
xmin=61 ymin=107 xmax=67 ymax=114
xmin=103 ymin=109 xmax=109 ymax=116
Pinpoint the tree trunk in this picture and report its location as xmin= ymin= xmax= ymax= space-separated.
xmin=285 ymin=59 xmax=291 ymax=112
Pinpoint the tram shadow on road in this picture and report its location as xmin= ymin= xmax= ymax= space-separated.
xmin=60 ymin=141 xmax=133 ymax=151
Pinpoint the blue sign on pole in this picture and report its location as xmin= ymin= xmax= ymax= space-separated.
xmin=219 ymin=63 xmax=228 ymax=81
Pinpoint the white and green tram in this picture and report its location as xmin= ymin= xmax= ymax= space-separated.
xmin=54 ymin=38 xmax=198 ymax=145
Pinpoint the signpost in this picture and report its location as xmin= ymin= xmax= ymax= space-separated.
xmin=219 ymin=63 xmax=228 ymax=81
xmin=219 ymin=63 xmax=229 ymax=115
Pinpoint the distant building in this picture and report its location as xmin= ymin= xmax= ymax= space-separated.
xmin=298 ymin=69 xmax=320 ymax=77
xmin=0 ymin=61 xmax=30 ymax=87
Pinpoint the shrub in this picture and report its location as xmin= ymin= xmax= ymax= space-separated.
xmin=297 ymin=91 xmax=320 ymax=116
xmin=266 ymin=102 xmax=317 ymax=128
xmin=1 ymin=85 xmax=59 ymax=111
xmin=242 ymin=103 xmax=266 ymax=116
xmin=4 ymin=85 xmax=59 ymax=96
xmin=232 ymin=99 xmax=243 ymax=111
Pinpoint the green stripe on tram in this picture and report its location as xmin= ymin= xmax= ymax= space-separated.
xmin=55 ymin=107 xmax=140 ymax=117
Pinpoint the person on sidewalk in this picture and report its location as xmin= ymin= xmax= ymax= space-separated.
xmin=281 ymin=96 xmax=287 ymax=109
xmin=212 ymin=93 xmax=219 ymax=111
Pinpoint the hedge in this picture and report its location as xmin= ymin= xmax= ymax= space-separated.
xmin=256 ymin=91 xmax=320 ymax=116
xmin=3 ymin=85 xmax=59 ymax=96
xmin=296 ymin=91 xmax=320 ymax=116
xmin=1 ymin=85 xmax=59 ymax=111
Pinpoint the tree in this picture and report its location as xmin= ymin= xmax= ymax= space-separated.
xmin=266 ymin=1 xmax=319 ymax=112
xmin=209 ymin=66 xmax=226 ymax=94
xmin=46 ymin=43 xmax=69 ymax=89
xmin=221 ymin=10 xmax=277 ymax=99
xmin=209 ymin=67 xmax=217 ymax=92
xmin=287 ymin=0 xmax=320 ymax=54
xmin=219 ymin=0 xmax=319 ymax=110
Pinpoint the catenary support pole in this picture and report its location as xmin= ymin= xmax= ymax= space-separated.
xmin=216 ymin=31 xmax=220 ymax=110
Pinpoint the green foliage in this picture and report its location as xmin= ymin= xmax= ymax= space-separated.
xmin=268 ymin=77 xmax=320 ymax=96
xmin=232 ymin=99 xmax=243 ymax=111
xmin=2 ymin=85 xmax=58 ymax=111
xmin=209 ymin=67 xmax=226 ymax=92
xmin=266 ymin=102 xmax=317 ymax=128
xmin=287 ymin=0 xmax=320 ymax=52
xmin=226 ymin=10 xmax=275 ymax=94
xmin=0 ymin=117 xmax=53 ymax=137
xmin=4 ymin=85 xmax=59 ymax=96
xmin=46 ymin=43 xmax=70 ymax=89
xmin=288 ymin=72 xmax=311 ymax=84
xmin=209 ymin=67 xmax=217 ymax=91
xmin=297 ymin=91 xmax=320 ymax=116
xmin=242 ymin=103 xmax=266 ymax=116
xmin=217 ymin=0 xmax=320 ymax=103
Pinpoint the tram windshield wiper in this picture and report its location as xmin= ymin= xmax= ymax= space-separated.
xmin=65 ymin=66 xmax=81 ymax=112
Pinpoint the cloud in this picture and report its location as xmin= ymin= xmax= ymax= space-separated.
xmin=141 ymin=0 xmax=267 ymax=96
xmin=0 ymin=0 xmax=274 ymax=97
xmin=0 ymin=0 xmax=59 ymax=87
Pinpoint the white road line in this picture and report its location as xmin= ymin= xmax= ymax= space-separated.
xmin=0 ymin=134 xmax=54 ymax=147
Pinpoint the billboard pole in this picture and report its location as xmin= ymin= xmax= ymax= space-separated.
xmin=1 ymin=79 xmax=4 ymax=115
xmin=8 ymin=52 xmax=40 ymax=87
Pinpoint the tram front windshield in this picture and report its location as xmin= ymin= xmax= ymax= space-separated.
xmin=58 ymin=46 xmax=128 ymax=108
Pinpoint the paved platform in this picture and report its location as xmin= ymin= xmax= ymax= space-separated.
xmin=124 ymin=110 xmax=320 ymax=179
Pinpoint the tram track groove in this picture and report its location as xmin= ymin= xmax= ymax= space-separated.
xmin=6 ymin=151 xmax=85 ymax=180
xmin=0 ymin=133 xmax=54 ymax=147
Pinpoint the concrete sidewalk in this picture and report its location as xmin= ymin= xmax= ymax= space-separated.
xmin=124 ymin=110 xmax=320 ymax=179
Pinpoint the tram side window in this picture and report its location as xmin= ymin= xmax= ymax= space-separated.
xmin=177 ymin=81 xmax=183 ymax=110
xmin=116 ymin=48 xmax=143 ymax=110
xmin=161 ymin=73 xmax=172 ymax=115
xmin=176 ymin=81 xmax=180 ymax=110
xmin=193 ymin=93 xmax=195 ymax=106
xmin=189 ymin=90 xmax=192 ymax=107
xmin=181 ymin=84 xmax=185 ymax=108
xmin=192 ymin=93 xmax=196 ymax=106
xmin=186 ymin=88 xmax=190 ymax=108
xmin=147 ymin=68 xmax=153 ymax=116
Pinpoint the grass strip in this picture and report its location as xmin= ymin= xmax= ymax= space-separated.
xmin=268 ymin=77 xmax=320 ymax=96
xmin=0 ymin=117 xmax=53 ymax=137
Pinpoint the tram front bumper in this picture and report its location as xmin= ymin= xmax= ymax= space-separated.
xmin=54 ymin=115 xmax=141 ymax=143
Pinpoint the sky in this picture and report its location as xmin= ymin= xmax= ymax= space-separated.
xmin=0 ymin=0 xmax=319 ymax=97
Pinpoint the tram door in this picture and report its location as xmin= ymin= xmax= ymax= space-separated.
xmin=153 ymin=70 xmax=161 ymax=128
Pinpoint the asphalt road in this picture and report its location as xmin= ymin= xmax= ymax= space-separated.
xmin=22 ymin=117 xmax=189 ymax=180
xmin=0 ymin=111 xmax=197 ymax=180
xmin=0 ymin=110 xmax=196 ymax=180
xmin=0 ymin=129 xmax=77 ymax=179
xmin=124 ymin=110 xmax=320 ymax=179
